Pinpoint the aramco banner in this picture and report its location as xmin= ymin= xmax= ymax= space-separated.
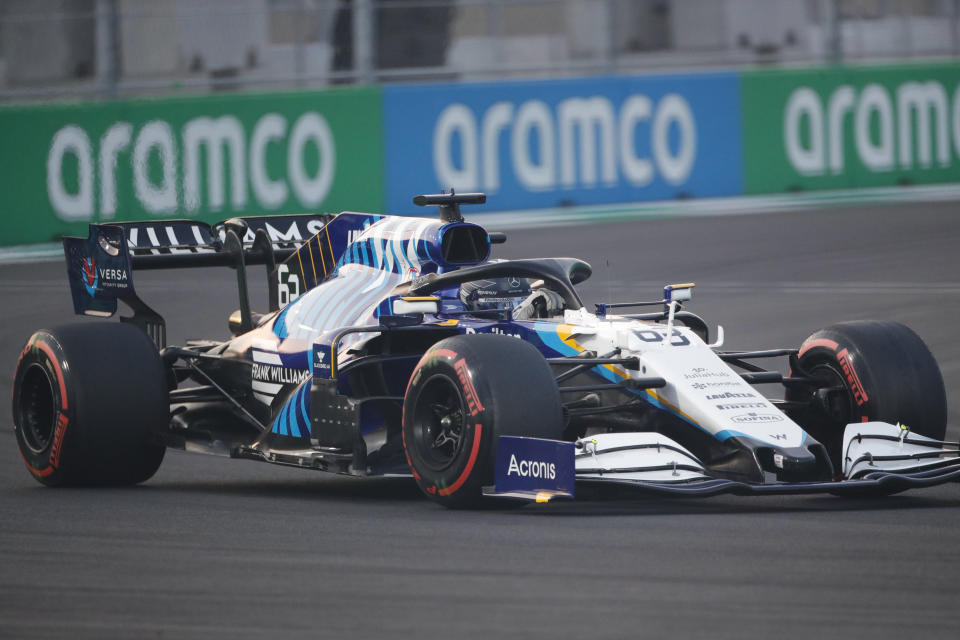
xmin=0 ymin=87 xmax=383 ymax=246
xmin=382 ymin=72 xmax=744 ymax=213
xmin=741 ymin=63 xmax=960 ymax=193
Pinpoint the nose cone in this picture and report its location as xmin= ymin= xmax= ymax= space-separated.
xmin=757 ymin=443 xmax=833 ymax=482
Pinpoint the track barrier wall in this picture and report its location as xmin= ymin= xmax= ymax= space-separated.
xmin=0 ymin=87 xmax=383 ymax=246
xmin=383 ymin=72 xmax=743 ymax=213
xmin=1 ymin=62 xmax=958 ymax=247
xmin=741 ymin=62 xmax=960 ymax=194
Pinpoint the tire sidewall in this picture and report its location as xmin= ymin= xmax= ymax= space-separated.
xmin=791 ymin=321 xmax=947 ymax=464
xmin=12 ymin=331 xmax=77 ymax=485
xmin=402 ymin=345 xmax=495 ymax=505
xmin=796 ymin=336 xmax=875 ymax=424
xmin=12 ymin=323 xmax=168 ymax=486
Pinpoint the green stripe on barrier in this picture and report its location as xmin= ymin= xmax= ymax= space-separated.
xmin=0 ymin=87 xmax=384 ymax=247
xmin=741 ymin=61 xmax=960 ymax=195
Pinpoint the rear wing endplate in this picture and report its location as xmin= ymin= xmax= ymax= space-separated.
xmin=62 ymin=213 xmax=329 ymax=347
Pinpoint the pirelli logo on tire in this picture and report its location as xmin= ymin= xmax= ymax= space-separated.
xmin=453 ymin=358 xmax=484 ymax=417
xmin=836 ymin=348 xmax=869 ymax=406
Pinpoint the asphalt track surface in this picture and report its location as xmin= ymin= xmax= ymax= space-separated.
xmin=2 ymin=201 xmax=960 ymax=639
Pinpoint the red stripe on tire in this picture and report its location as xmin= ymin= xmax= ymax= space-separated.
xmin=438 ymin=424 xmax=483 ymax=497
xmin=35 ymin=340 xmax=68 ymax=411
xmin=18 ymin=450 xmax=54 ymax=478
xmin=798 ymin=338 xmax=839 ymax=358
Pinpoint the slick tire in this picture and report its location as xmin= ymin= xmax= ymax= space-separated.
xmin=13 ymin=322 xmax=167 ymax=486
xmin=786 ymin=320 xmax=946 ymax=468
xmin=402 ymin=334 xmax=564 ymax=508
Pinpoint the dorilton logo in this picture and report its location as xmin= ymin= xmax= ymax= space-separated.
xmin=507 ymin=454 xmax=557 ymax=480
xmin=46 ymin=112 xmax=337 ymax=222
xmin=433 ymin=93 xmax=697 ymax=192
xmin=784 ymin=80 xmax=960 ymax=176
xmin=464 ymin=326 xmax=522 ymax=339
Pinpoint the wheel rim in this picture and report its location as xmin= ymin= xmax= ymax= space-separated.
xmin=17 ymin=363 xmax=57 ymax=454
xmin=808 ymin=362 xmax=855 ymax=426
xmin=800 ymin=360 xmax=858 ymax=464
xmin=410 ymin=373 xmax=468 ymax=472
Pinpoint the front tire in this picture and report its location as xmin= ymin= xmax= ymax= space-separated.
xmin=402 ymin=334 xmax=564 ymax=508
xmin=787 ymin=320 xmax=946 ymax=467
xmin=13 ymin=323 xmax=168 ymax=486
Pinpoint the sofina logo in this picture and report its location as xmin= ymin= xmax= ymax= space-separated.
xmin=783 ymin=80 xmax=960 ymax=176
xmin=432 ymin=93 xmax=697 ymax=192
xmin=46 ymin=112 xmax=336 ymax=222
xmin=82 ymin=257 xmax=98 ymax=296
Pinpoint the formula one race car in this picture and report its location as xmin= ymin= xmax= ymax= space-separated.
xmin=12 ymin=193 xmax=960 ymax=507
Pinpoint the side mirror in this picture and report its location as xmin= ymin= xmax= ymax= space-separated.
xmin=663 ymin=283 xmax=694 ymax=304
xmin=392 ymin=296 xmax=440 ymax=315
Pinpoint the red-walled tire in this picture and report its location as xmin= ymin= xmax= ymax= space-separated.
xmin=402 ymin=334 xmax=563 ymax=508
xmin=12 ymin=323 xmax=167 ymax=486
xmin=787 ymin=320 xmax=946 ymax=468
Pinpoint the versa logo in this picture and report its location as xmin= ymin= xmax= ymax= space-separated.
xmin=82 ymin=257 xmax=98 ymax=296
xmin=507 ymin=454 xmax=556 ymax=479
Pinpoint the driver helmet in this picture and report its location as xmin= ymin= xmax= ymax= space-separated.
xmin=459 ymin=276 xmax=532 ymax=311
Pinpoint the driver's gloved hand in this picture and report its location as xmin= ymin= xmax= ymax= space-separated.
xmin=513 ymin=289 xmax=565 ymax=320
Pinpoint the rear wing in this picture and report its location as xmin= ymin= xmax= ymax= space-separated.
xmin=63 ymin=213 xmax=329 ymax=346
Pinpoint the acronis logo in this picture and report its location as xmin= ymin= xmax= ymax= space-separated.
xmin=507 ymin=454 xmax=556 ymax=480
xmin=82 ymin=257 xmax=98 ymax=296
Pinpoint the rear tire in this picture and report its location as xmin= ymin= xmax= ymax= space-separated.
xmin=787 ymin=320 xmax=946 ymax=468
xmin=13 ymin=323 xmax=167 ymax=486
xmin=402 ymin=334 xmax=564 ymax=508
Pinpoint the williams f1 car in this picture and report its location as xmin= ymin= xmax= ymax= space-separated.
xmin=12 ymin=193 xmax=960 ymax=507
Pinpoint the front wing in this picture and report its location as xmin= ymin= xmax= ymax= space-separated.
xmin=483 ymin=423 xmax=960 ymax=502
